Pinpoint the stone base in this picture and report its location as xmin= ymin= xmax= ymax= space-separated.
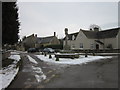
xmin=55 ymin=53 xmax=79 ymax=59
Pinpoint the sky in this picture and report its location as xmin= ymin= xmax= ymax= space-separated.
xmin=17 ymin=1 xmax=118 ymax=39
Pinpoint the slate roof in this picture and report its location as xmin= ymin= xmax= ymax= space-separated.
xmin=81 ymin=30 xmax=97 ymax=39
xmin=63 ymin=32 xmax=79 ymax=40
xmin=81 ymin=27 xmax=120 ymax=39
xmin=37 ymin=36 xmax=54 ymax=44
xmin=97 ymin=28 xmax=120 ymax=39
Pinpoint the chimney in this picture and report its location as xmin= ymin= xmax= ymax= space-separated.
xmin=94 ymin=27 xmax=99 ymax=32
xmin=65 ymin=28 xmax=68 ymax=35
xmin=54 ymin=32 xmax=56 ymax=36
xmin=35 ymin=34 xmax=37 ymax=37
xmin=90 ymin=28 xmax=92 ymax=31
xmin=32 ymin=34 xmax=34 ymax=36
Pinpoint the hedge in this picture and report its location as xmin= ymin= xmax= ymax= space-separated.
xmin=44 ymin=44 xmax=63 ymax=49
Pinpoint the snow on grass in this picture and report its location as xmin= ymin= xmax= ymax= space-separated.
xmin=10 ymin=52 xmax=20 ymax=55
xmin=32 ymin=66 xmax=46 ymax=83
xmin=35 ymin=55 xmax=112 ymax=65
xmin=9 ymin=55 xmax=21 ymax=61
xmin=1 ymin=67 xmax=19 ymax=89
xmin=27 ymin=55 xmax=38 ymax=64
xmin=10 ymin=50 xmax=27 ymax=55
xmin=0 ymin=55 xmax=21 ymax=90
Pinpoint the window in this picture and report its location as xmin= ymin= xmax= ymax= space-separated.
xmin=72 ymin=35 xmax=75 ymax=40
xmin=90 ymin=44 xmax=94 ymax=49
xmin=80 ymin=43 xmax=83 ymax=48
xmin=72 ymin=44 xmax=75 ymax=48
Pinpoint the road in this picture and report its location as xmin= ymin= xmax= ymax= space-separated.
xmin=8 ymin=52 xmax=118 ymax=88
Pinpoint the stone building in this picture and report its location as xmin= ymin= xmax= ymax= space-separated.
xmin=63 ymin=26 xmax=120 ymax=50
xmin=22 ymin=32 xmax=60 ymax=50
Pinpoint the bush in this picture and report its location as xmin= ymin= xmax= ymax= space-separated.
xmin=42 ymin=52 xmax=44 ymax=55
xmin=56 ymin=57 xmax=59 ymax=61
xmin=49 ymin=54 xmax=52 ymax=59
xmin=85 ymin=53 xmax=88 ymax=57
xmin=93 ymin=52 xmax=95 ymax=56
xmin=44 ymin=53 xmax=47 ymax=56
xmin=2 ymin=58 xmax=14 ymax=68
xmin=44 ymin=44 xmax=63 ymax=49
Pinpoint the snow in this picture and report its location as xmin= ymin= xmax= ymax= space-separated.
xmin=1 ymin=68 xmax=19 ymax=89
xmin=32 ymin=66 xmax=43 ymax=74
xmin=10 ymin=52 xmax=20 ymax=55
xmin=32 ymin=66 xmax=46 ymax=83
xmin=96 ymin=53 xmax=120 ymax=55
xmin=0 ymin=55 xmax=21 ymax=90
xmin=10 ymin=50 xmax=27 ymax=54
xmin=35 ymin=74 xmax=46 ymax=83
xmin=27 ymin=55 xmax=38 ymax=64
xmin=35 ymin=55 xmax=112 ymax=65
xmin=9 ymin=55 xmax=21 ymax=61
xmin=55 ymin=53 xmax=79 ymax=55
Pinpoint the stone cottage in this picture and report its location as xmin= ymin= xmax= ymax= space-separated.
xmin=22 ymin=32 xmax=60 ymax=50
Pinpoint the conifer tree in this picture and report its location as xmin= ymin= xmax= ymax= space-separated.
xmin=2 ymin=2 xmax=20 ymax=45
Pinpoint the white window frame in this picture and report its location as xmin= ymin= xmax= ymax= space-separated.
xmin=72 ymin=35 xmax=75 ymax=40
xmin=72 ymin=44 xmax=75 ymax=48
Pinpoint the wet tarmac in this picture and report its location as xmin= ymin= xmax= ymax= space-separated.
xmin=7 ymin=53 xmax=118 ymax=88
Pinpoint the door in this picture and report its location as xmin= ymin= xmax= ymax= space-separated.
xmin=96 ymin=44 xmax=99 ymax=50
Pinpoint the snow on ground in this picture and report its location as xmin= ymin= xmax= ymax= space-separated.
xmin=96 ymin=53 xmax=120 ymax=55
xmin=35 ymin=55 xmax=112 ymax=65
xmin=0 ymin=54 xmax=21 ymax=90
xmin=1 ymin=68 xmax=19 ymax=89
xmin=9 ymin=55 xmax=21 ymax=61
xmin=27 ymin=55 xmax=38 ymax=64
xmin=10 ymin=50 xmax=27 ymax=55
xmin=10 ymin=52 xmax=20 ymax=55
xmin=26 ymin=55 xmax=46 ymax=83
xmin=32 ymin=66 xmax=46 ymax=83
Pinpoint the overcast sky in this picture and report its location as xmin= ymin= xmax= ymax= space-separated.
xmin=17 ymin=1 xmax=118 ymax=39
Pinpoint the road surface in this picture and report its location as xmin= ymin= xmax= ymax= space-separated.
xmin=8 ymin=52 xmax=118 ymax=88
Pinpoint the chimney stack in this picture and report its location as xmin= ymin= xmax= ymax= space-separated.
xmin=65 ymin=28 xmax=68 ymax=35
xmin=35 ymin=34 xmax=37 ymax=37
xmin=54 ymin=32 xmax=56 ymax=36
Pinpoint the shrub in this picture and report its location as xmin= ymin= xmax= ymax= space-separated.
xmin=44 ymin=53 xmax=47 ymax=56
xmin=49 ymin=54 xmax=52 ymax=59
xmin=93 ymin=52 xmax=95 ymax=56
xmin=44 ymin=44 xmax=63 ymax=49
xmin=41 ymin=52 xmax=44 ymax=55
xmin=85 ymin=53 xmax=88 ymax=57
xmin=56 ymin=57 xmax=59 ymax=61
xmin=2 ymin=58 xmax=14 ymax=68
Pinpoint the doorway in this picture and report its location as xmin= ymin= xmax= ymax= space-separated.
xmin=96 ymin=44 xmax=99 ymax=50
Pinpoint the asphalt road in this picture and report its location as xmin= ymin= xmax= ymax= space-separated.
xmin=43 ymin=56 xmax=118 ymax=88
xmin=8 ymin=53 xmax=118 ymax=88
